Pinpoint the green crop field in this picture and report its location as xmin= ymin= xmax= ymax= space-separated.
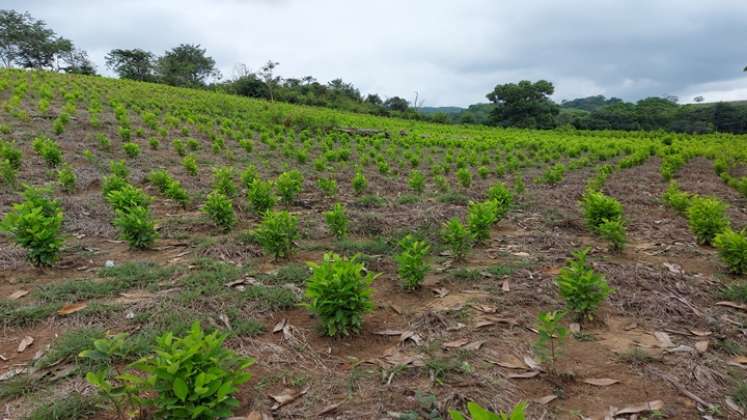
xmin=1 ymin=69 xmax=747 ymax=419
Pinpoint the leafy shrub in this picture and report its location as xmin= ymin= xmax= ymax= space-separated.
xmin=450 ymin=401 xmax=527 ymax=420
xmin=556 ymin=248 xmax=611 ymax=320
xmin=467 ymin=200 xmax=498 ymax=244
xmin=395 ymin=235 xmax=430 ymax=290
xmin=83 ymin=322 xmax=253 ymax=419
xmin=240 ymin=165 xmax=258 ymax=189
xmin=324 ymin=202 xmax=348 ymax=240
xmin=247 ymin=178 xmax=276 ymax=214
xmin=304 ymin=253 xmax=377 ymax=336
xmin=202 ymin=190 xmax=236 ymax=232
xmin=255 ymin=210 xmax=299 ymax=260
xmin=408 ymin=170 xmax=425 ymax=194
xmin=182 ymin=155 xmax=198 ymax=176
xmin=581 ymin=191 xmax=623 ymax=232
xmin=105 ymin=184 xmax=151 ymax=213
xmin=0 ymin=141 xmax=22 ymax=169
xmin=486 ymin=182 xmax=512 ymax=221
xmin=714 ymin=228 xmax=747 ymax=274
xmin=0 ymin=158 xmax=16 ymax=186
xmin=122 ymin=142 xmax=140 ymax=158
xmin=101 ymin=175 xmax=128 ymax=197
xmin=317 ymin=177 xmax=337 ymax=197
xmin=687 ymin=196 xmax=730 ymax=245
xmin=534 ymin=310 xmax=568 ymax=374
xmin=32 ymin=136 xmax=62 ymax=167
xmin=113 ymin=205 xmax=157 ymax=250
xmin=276 ymin=169 xmax=303 ymax=204
xmin=440 ymin=218 xmax=473 ymax=261
xmin=0 ymin=186 xmax=63 ymax=266
xmin=109 ymin=159 xmax=129 ymax=178
xmin=165 ymin=179 xmax=190 ymax=207
xmin=663 ymin=181 xmax=692 ymax=214
xmin=212 ymin=166 xmax=237 ymax=198
xmin=148 ymin=138 xmax=160 ymax=150
xmin=352 ymin=170 xmax=367 ymax=195
xmin=57 ymin=164 xmax=77 ymax=193
xmin=598 ymin=218 xmax=626 ymax=252
xmin=456 ymin=167 xmax=472 ymax=188
xmin=147 ymin=169 xmax=171 ymax=191
xmin=541 ymin=163 xmax=565 ymax=185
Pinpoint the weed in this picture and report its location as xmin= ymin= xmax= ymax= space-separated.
xmin=534 ymin=310 xmax=568 ymax=374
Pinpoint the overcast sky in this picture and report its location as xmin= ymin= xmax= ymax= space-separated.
xmin=6 ymin=0 xmax=747 ymax=106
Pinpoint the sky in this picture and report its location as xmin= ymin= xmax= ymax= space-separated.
xmin=5 ymin=0 xmax=747 ymax=107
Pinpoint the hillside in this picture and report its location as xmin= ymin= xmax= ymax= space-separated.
xmin=1 ymin=70 xmax=747 ymax=419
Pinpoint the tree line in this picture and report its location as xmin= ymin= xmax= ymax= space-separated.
xmin=2 ymin=8 xmax=746 ymax=134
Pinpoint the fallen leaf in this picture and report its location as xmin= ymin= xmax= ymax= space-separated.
xmin=389 ymin=304 xmax=402 ymax=314
xmin=225 ymin=279 xmax=246 ymax=288
xmin=17 ymin=336 xmax=34 ymax=353
xmin=486 ymin=355 xmax=526 ymax=369
xmin=501 ymin=280 xmax=510 ymax=292
xmin=666 ymin=345 xmax=695 ymax=354
xmin=317 ymin=402 xmax=342 ymax=416
xmin=474 ymin=320 xmax=495 ymax=329
xmin=512 ymin=251 xmax=530 ymax=257
xmin=272 ymin=319 xmax=287 ymax=333
xmin=218 ymin=313 xmax=231 ymax=329
xmin=523 ymin=356 xmax=541 ymax=370
xmin=471 ymin=304 xmax=497 ymax=313
xmin=374 ymin=329 xmax=405 ymax=336
xmin=57 ymin=303 xmax=87 ymax=316
xmin=569 ymin=323 xmax=581 ymax=334
xmin=8 ymin=290 xmax=28 ymax=300
xmin=432 ymin=287 xmax=449 ymax=298
xmin=654 ymin=331 xmax=674 ymax=348
xmin=0 ymin=353 xmax=7 ymax=361
xmin=731 ymin=355 xmax=747 ymax=365
xmin=716 ymin=301 xmax=747 ymax=311
xmin=534 ymin=395 xmax=557 ymax=404
xmin=689 ymin=329 xmax=712 ymax=337
xmin=399 ymin=331 xmax=422 ymax=345
xmin=508 ymin=371 xmax=540 ymax=379
xmin=583 ymin=378 xmax=619 ymax=387
xmin=269 ymin=386 xmax=309 ymax=410
xmin=615 ymin=400 xmax=664 ymax=416
xmin=443 ymin=338 xmax=470 ymax=349
xmin=463 ymin=340 xmax=486 ymax=351
xmin=663 ymin=262 xmax=682 ymax=275
xmin=695 ymin=341 xmax=709 ymax=354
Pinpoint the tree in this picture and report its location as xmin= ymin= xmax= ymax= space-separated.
xmin=258 ymin=60 xmax=281 ymax=102
xmin=156 ymin=44 xmax=220 ymax=87
xmin=693 ymin=96 xmax=704 ymax=103
xmin=713 ymin=102 xmax=746 ymax=134
xmin=105 ymin=48 xmax=155 ymax=81
xmin=384 ymin=96 xmax=409 ymax=112
xmin=364 ymin=94 xmax=383 ymax=106
xmin=59 ymin=48 xmax=96 ymax=75
xmin=0 ymin=9 xmax=73 ymax=69
xmin=486 ymin=80 xmax=559 ymax=129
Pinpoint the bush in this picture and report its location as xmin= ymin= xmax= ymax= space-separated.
xmin=663 ymin=181 xmax=692 ymax=214
xmin=202 ymin=190 xmax=236 ymax=232
xmin=581 ymin=191 xmax=623 ymax=232
xmin=0 ymin=186 xmax=63 ymax=266
xmin=556 ymin=248 xmax=611 ymax=320
xmin=101 ymin=175 xmax=128 ymax=197
xmin=0 ymin=158 xmax=16 ymax=186
xmin=147 ymin=169 xmax=171 ymax=191
xmin=450 ymin=401 xmax=527 ymax=420
xmin=486 ymin=182 xmax=512 ymax=221
xmin=109 ymin=160 xmax=129 ymax=178
xmin=240 ymin=165 xmax=258 ymax=189
xmin=113 ymin=205 xmax=157 ymax=250
xmin=212 ymin=166 xmax=237 ymax=198
xmin=105 ymin=184 xmax=151 ymax=213
xmin=32 ymin=136 xmax=62 ymax=167
xmin=395 ymin=235 xmax=430 ymax=290
xmin=408 ymin=170 xmax=425 ymax=194
xmin=0 ymin=141 xmax=22 ymax=169
xmin=276 ymin=169 xmax=303 ymax=205
xmin=182 ymin=155 xmax=198 ymax=176
xmin=714 ymin=228 xmax=747 ymax=274
xmin=317 ymin=177 xmax=337 ymax=197
xmin=255 ymin=210 xmax=299 ymax=260
xmin=687 ymin=196 xmax=730 ymax=245
xmin=324 ymin=202 xmax=348 ymax=240
xmin=122 ymin=142 xmax=140 ymax=158
xmin=247 ymin=178 xmax=276 ymax=214
xmin=165 ymin=180 xmax=190 ymax=207
xmin=467 ymin=200 xmax=498 ymax=244
xmin=440 ymin=218 xmax=473 ymax=261
xmin=84 ymin=322 xmax=253 ymax=419
xmin=352 ymin=170 xmax=367 ymax=195
xmin=304 ymin=253 xmax=377 ymax=336
xmin=598 ymin=218 xmax=626 ymax=252
xmin=541 ymin=163 xmax=565 ymax=185
xmin=57 ymin=164 xmax=77 ymax=193
xmin=456 ymin=167 xmax=472 ymax=188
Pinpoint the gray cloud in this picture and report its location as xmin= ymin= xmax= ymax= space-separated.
xmin=5 ymin=0 xmax=747 ymax=106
